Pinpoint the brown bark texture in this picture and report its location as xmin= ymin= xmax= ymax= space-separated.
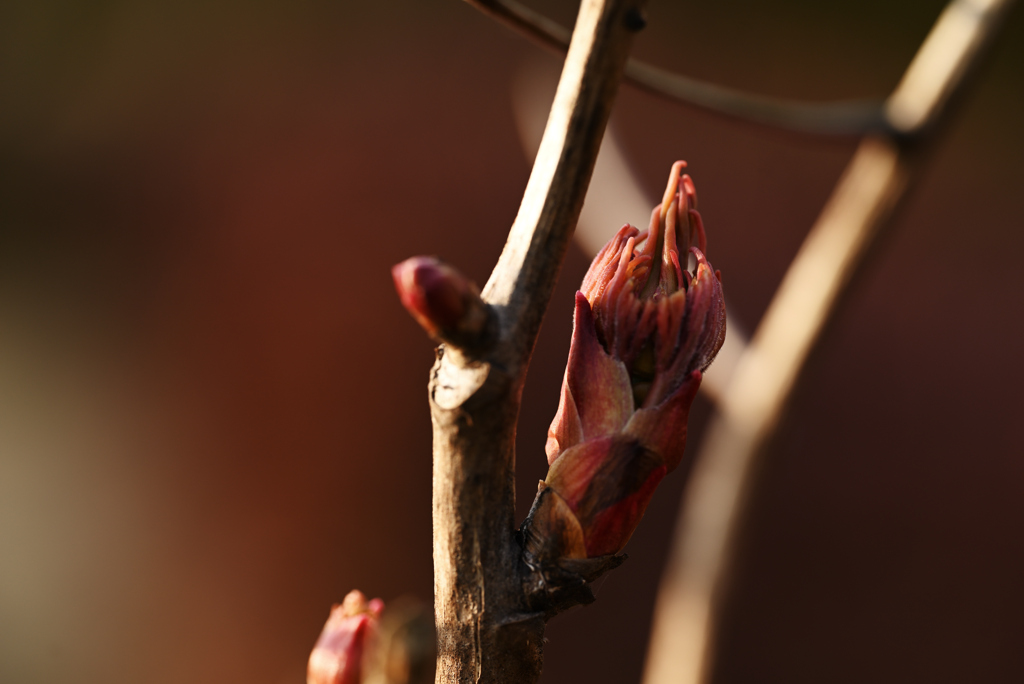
xmin=428 ymin=1 xmax=648 ymax=682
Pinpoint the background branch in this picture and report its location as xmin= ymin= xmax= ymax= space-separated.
xmin=466 ymin=0 xmax=885 ymax=136
xmin=641 ymin=1 xmax=1017 ymax=682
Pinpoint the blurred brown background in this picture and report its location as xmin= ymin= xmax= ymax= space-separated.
xmin=1 ymin=1 xmax=1022 ymax=682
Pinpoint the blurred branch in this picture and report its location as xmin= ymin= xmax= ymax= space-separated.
xmin=641 ymin=1 xmax=1017 ymax=683
xmin=422 ymin=0 xmax=646 ymax=682
xmin=465 ymin=0 xmax=885 ymax=136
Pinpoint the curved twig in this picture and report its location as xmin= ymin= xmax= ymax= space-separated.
xmin=465 ymin=0 xmax=886 ymax=136
xmin=641 ymin=1 xmax=1017 ymax=682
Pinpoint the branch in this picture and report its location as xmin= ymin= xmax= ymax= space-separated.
xmin=478 ymin=0 xmax=646 ymax=353
xmin=466 ymin=0 xmax=885 ymax=136
xmin=641 ymin=0 xmax=1017 ymax=682
xmin=420 ymin=1 xmax=647 ymax=682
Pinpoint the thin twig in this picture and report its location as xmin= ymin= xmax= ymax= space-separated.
xmin=465 ymin=0 xmax=885 ymax=136
xmin=427 ymin=0 xmax=647 ymax=682
xmin=641 ymin=1 xmax=1016 ymax=682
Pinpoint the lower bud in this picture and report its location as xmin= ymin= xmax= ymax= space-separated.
xmin=308 ymin=590 xmax=384 ymax=684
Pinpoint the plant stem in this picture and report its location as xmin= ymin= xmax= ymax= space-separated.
xmin=431 ymin=1 xmax=646 ymax=681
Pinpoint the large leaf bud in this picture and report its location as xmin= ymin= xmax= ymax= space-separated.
xmin=522 ymin=161 xmax=726 ymax=565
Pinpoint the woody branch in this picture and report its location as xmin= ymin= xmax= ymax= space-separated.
xmin=394 ymin=0 xmax=647 ymax=682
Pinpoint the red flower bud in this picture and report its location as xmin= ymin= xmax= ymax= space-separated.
xmin=308 ymin=590 xmax=384 ymax=684
xmin=391 ymin=256 xmax=493 ymax=350
xmin=523 ymin=162 xmax=726 ymax=563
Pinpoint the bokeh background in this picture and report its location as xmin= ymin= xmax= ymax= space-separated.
xmin=1 ymin=1 xmax=1022 ymax=682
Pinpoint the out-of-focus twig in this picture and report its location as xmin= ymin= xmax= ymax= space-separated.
xmin=641 ymin=1 xmax=1017 ymax=683
xmin=425 ymin=1 xmax=646 ymax=682
xmin=466 ymin=0 xmax=885 ymax=136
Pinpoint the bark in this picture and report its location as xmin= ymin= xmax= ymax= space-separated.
xmin=429 ymin=1 xmax=648 ymax=682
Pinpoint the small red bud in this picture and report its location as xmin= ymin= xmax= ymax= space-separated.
xmin=308 ymin=590 xmax=384 ymax=684
xmin=392 ymin=256 xmax=492 ymax=350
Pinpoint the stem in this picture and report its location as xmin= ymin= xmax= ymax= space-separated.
xmin=430 ymin=1 xmax=647 ymax=681
xmin=641 ymin=1 xmax=1017 ymax=682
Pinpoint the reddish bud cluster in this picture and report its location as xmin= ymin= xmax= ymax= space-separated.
xmin=522 ymin=162 xmax=726 ymax=562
